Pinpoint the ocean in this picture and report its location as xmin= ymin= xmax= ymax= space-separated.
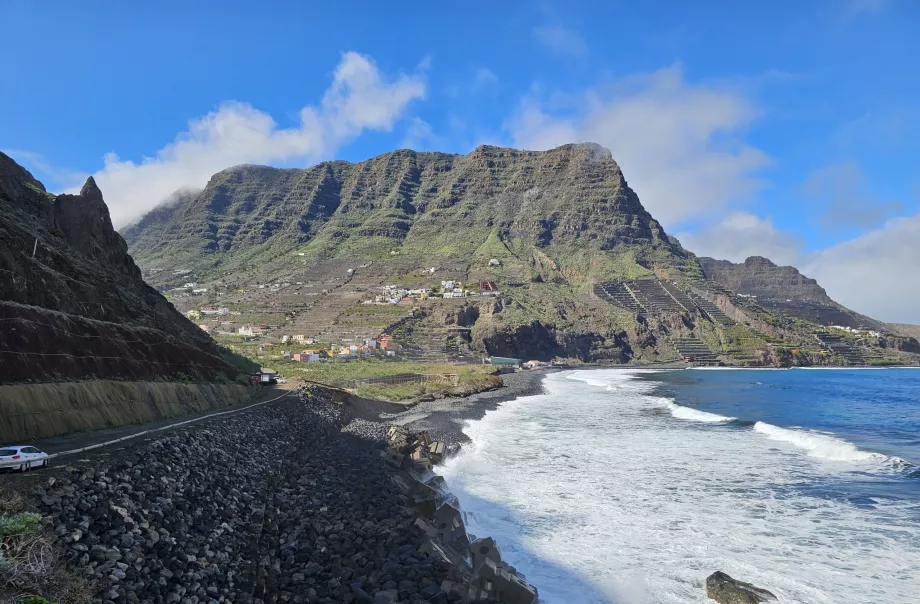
xmin=439 ymin=368 xmax=920 ymax=603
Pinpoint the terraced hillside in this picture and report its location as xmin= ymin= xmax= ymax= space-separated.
xmin=124 ymin=144 xmax=920 ymax=368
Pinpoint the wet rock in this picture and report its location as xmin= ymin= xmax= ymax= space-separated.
xmin=706 ymin=571 xmax=777 ymax=603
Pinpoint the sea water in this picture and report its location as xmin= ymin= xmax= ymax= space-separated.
xmin=439 ymin=368 xmax=920 ymax=603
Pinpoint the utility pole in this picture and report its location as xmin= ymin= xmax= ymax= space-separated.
xmin=31 ymin=237 xmax=38 ymax=259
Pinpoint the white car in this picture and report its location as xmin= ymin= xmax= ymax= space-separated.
xmin=0 ymin=446 xmax=50 ymax=472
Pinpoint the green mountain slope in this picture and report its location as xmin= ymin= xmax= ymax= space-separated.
xmin=123 ymin=143 xmax=700 ymax=286
xmin=123 ymin=144 xmax=919 ymax=367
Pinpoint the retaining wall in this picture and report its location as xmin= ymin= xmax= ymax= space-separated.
xmin=0 ymin=380 xmax=253 ymax=442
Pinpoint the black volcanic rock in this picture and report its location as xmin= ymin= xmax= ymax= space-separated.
xmin=0 ymin=151 xmax=255 ymax=383
xmin=706 ymin=571 xmax=777 ymax=603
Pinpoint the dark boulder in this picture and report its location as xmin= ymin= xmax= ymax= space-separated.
xmin=706 ymin=571 xmax=777 ymax=603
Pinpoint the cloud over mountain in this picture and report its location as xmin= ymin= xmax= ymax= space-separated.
xmin=83 ymin=52 xmax=425 ymax=227
xmin=505 ymin=65 xmax=768 ymax=227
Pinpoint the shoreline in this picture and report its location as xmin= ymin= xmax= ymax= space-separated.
xmin=383 ymin=369 xmax=554 ymax=446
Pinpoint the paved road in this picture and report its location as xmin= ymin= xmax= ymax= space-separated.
xmin=17 ymin=386 xmax=294 ymax=457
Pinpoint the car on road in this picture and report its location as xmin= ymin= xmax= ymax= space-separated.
xmin=0 ymin=445 xmax=50 ymax=472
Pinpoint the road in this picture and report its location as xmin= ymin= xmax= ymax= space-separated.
xmin=18 ymin=385 xmax=294 ymax=458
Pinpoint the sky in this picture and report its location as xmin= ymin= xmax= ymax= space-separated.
xmin=2 ymin=0 xmax=919 ymax=322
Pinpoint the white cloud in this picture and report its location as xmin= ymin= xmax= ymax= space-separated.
xmin=676 ymin=213 xmax=803 ymax=267
xmin=802 ymin=161 xmax=903 ymax=230
xmin=506 ymin=65 xmax=769 ymax=226
xmin=803 ymin=214 xmax=920 ymax=323
xmin=78 ymin=52 xmax=425 ymax=227
xmin=532 ymin=25 xmax=588 ymax=57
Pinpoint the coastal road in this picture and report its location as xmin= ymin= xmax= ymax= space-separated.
xmin=19 ymin=385 xmax=295 ymax=458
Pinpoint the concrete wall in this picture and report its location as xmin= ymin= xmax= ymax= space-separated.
xmin=0 ymin=380 xmax=253 ymax=443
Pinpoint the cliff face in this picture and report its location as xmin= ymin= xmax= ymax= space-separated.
xmin=123 ymin=143 xmax=697 ymax=285
xmin=698 ymin=256 xmax=833 ymax=303
xmin=0 ymin=152 xmax=256 ymax=384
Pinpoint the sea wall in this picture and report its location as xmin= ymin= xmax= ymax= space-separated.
xmin=0 ymin=380 xmax=253 ymax=442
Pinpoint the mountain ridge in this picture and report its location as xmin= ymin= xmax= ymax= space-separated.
xmin=122 ymin=144 xmax=920 ymax=368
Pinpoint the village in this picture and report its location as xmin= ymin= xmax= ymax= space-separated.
xmin=167 ymin=261 xmax=549 ymax=381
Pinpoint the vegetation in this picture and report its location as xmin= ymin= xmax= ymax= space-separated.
xmin=0 ymin=488 xmax=88 ymax=604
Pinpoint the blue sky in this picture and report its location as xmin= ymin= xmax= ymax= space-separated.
xmin=2 ymin=0 xmax=919 ymax=321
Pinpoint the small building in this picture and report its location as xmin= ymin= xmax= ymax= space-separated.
xmin=377 ymin=333 xmax=394 ymax=350
xmin=441 ymin=280 xmax=456 ymax=290
xmin=281 ymin=335 xmax=291 ymax=343
xmin=488 ymin=356 xmax=522 ymax=367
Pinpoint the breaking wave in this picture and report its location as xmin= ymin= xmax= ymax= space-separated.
xmin=664 ymin=400 xmax=736 ymax=423
xmin=753 ymin=421 xmax=888 ymax=463
xmin=442 ymin=369 xmax=920 ymax=603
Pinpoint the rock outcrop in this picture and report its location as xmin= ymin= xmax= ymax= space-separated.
xmin=0 ymin=151 xmax=255 ymax=386
xmin=706 ymin=571 xmax=777 ymax=603
xmin=384 ymin=426 xmax=539 ymax=603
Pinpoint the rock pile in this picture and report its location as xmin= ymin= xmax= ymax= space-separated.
xmin=706 ymin=571 xmax=777 ymax=603
xmin=383 ymin=427 xmax=539 ymax=604
xmin=31 ymin=388 xmax=455 ymax=604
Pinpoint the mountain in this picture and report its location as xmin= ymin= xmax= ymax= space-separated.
xmin=698 ymin=256 xmax=833 ymax=304
xmin=122 ymin=143 xmax=699 ymax=285
xmin=698 ymin=255 xmax=885 ymax=330
xmin=123 ymin=144 xmax=920 ymax=368
xmin=0 ymin=152 xmax=257 ymax=440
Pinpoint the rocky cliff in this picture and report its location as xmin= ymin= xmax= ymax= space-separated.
xmin=121 ymin=145 xmax=919 ymax=368
xmin=0 ymin=151 xmax=256 ymax=384
xmin=698 ymin=256 xmax=833 ymax=303
xmin=123 ymin=143 xmax=698 ymax=286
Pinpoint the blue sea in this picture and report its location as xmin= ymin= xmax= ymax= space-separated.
xmin=440 ymin=368 xmax=920 ymax=603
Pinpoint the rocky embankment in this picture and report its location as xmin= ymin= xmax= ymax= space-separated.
xmin=382 ymin=427 xmax=537 ymax=604
xmin=28 ymin=388 xmax=456 ymax=604
xmin=23 ymin=385 xmax=537 ymax=604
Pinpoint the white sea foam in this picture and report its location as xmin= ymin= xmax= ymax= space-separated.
xmin=665 ymin=400 xmax=736 ymax=423
xmin=441 ymin=369 xmax=920 ymax=604
xmin=753 ymin=421 xmax=887 ymax=463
